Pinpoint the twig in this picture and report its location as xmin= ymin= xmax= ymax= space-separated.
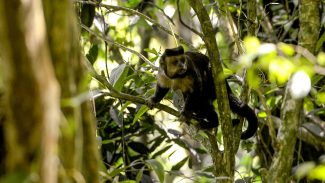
xmin=256 ymin=88 xmax=279 ymax=150
xmin=76 ymin=1 xmax=195 ymax=50
xmin=145 ymin=1 xmax=175 ymax=25
xmin=257 ymin=3 xmax=278 ymax=42
xmin=306 ymin=112 xmax=325 ymax=132
xmin=80 ymin=24 xmax=158 ymax=69
xmin=177 ymin=0 xmax=203 ymax=37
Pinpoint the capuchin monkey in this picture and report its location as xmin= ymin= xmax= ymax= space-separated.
xmin=147 ymin=46 xmax=258 ymax=140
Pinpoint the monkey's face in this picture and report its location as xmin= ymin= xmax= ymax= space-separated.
xmin=161 ymin=55 xmax=188 ymax=79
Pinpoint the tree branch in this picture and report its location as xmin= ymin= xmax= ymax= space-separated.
xmin=176 ymin=0 xmax=203 ymax=37
xmin=80 ymin=24 xmax=158 ymax=69
xmin=259 ymin=115 xmax=325 ymax=152
xmin=77 ymin=1 xmax=195 ymax=50
xmin=266 ymin=78 xmax=303 ymax=182
xmin=83 ymin=57 xmax=180 ymax=117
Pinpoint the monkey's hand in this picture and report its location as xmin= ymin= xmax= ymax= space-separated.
xmin=146 ymin=97 xmax=158 ymax=109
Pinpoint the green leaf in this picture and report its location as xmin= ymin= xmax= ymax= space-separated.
xmin=109 ymin=166 xmax=128 ymax=178
xmin=304 ymin=97 xmax=314 ymax=112
xmin=316 ymin=32 xmax=325 ymax=52
xmin=120 ymin=101 xmax=132 ymax=112
xmin=132 ymin=105 xmax=149 ymax=125
xmin=244 ymin=36 xmax=260 ymax=54
xmin=316 ymin=92 xmax=325 ymax=104
xmin=149 ymin=56 xmax=159 ymax=62
xmin=152 ymin=145 xmax=172 ymax=159
xmin=247 ymin=68 xmax=261 ymax=89
xmin=123 ymin=0 xmax=140 ymax=8
xmin=193 ymin=147 xmax=207 ymax=154
xmin=119 ymin=181 xmax=137 ymax=183
xmin=146 ymin=159 xmax=165 ymax=183
xmin=171 ymin=157 xmax=189 ymax=171
xmin=278 ymin=42 xmax=295 ymax=56
xmin=268 ymin=57 xmax=295 ymax=84
xmin=295 ymin=162 xmax=316 ymax=179
xmin=311 ymin=75 xmax=323 ymax=85
xmin=308 ymin=164 xmax=325 ymax=180
xmin=317 ymin=52 xmax=325 ymax=66
xmin=257 ymin=111 xmax=267 ymax=118
xmin=86 ymin=44 xmax=99 ymax=64
xmin=144 ymin=48 xmax=159 ymax=55
xmin=110 ymin=63 xmax=129 ymax=92
xmin=223 ymin=68 xmax=233 ymax=78
xmin=149 ymin=137 xmax=165 ymax=152
xmin=80 ymin=4 xmax=96 ymax=27
xmin=172 ymin=138 xmax=188 ymax=149
xmin=135 ymin=167 xmax=144 ymax=183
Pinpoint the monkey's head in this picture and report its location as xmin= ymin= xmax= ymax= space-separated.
xmin=160 ymin=46 xmax=188 ymax=79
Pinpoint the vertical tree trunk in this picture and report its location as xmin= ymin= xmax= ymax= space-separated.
xmin=42 ymin=0 xmax=100 ymax=182
xmin=266 ymin=1 xmax=320 ymax=182
xmin=247 ymin=0 xmax=257 ymax=36
xmin=0 ymin=0 xmax=100 ymax=182
xmin=0 ymin=1 xmax=60 ymax=183
xmin=298 ymin=0 xmax=320 ymax=54
xmin=188 ymin=0 xmax=234 ymax=182
xmin=266 ymin=82 xmax=303 ymax=182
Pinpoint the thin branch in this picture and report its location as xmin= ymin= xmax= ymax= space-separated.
xmin=257 ymin=3 xmax=278 ymax=42
xmin=176 ymin=0 xmax=203 ymax=37
xmin=256 ymin=88 xmax=279 ymax=150
xmin=294 ymin=45 xmax=317 ymax=63
xmin=259 ymin=115 xmax=325 ymax=151
xmin=77 ymin=1 xmax=195 ymax=50
xmin=306 ymin=112 xmax=325 ymax=132
xmin=223 ymin=1 xmax=244 ymax=54
xmin=145 ymin=1 xmax=175 ymax=25
xmin=81 ymin=24 xmax=157 ymax=69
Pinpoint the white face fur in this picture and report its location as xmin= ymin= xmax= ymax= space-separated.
xmin=162 ymin=55 xmax=188 ymax=78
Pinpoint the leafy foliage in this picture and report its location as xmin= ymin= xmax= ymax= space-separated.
xmin=77 ymin=0 xmax=325 ymax=182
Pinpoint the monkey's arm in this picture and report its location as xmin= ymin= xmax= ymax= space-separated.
xmin=147 ymin=83 xmax=169 ymax=108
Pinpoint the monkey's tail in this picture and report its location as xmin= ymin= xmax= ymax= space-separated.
xmin=228 ymin=94 xmax=258 ymax=140
xmin=239 ymin=105 xmax=258 ymax=140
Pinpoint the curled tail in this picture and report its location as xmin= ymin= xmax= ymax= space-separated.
xmin=228 ymin=94 xmax=258 ymax=140
xmin=239 ymin=104 xmax=258 ymax=139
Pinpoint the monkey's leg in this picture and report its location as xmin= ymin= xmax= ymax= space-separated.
xmin=197 ymin=104 xmax=219 ymax=129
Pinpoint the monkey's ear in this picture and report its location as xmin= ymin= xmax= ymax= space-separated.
xmin=165 ymin=46 xmax=184 ymax=56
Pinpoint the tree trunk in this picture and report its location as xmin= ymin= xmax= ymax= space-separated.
xmin=0 ymin=1 xmax=60 ymax=182
xmin=266 ymin=1 xmax=320 ymax=182
xmin=42 ymin=0 xmax=100 ymax=182
xmin=188 ymin=0 xmax=234 ymax=182
xmin=0 ymin=0 xmax=100 ymax=182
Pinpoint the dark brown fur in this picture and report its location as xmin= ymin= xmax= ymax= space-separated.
xmin=148 ymin=46 xmax=258 ymax=139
